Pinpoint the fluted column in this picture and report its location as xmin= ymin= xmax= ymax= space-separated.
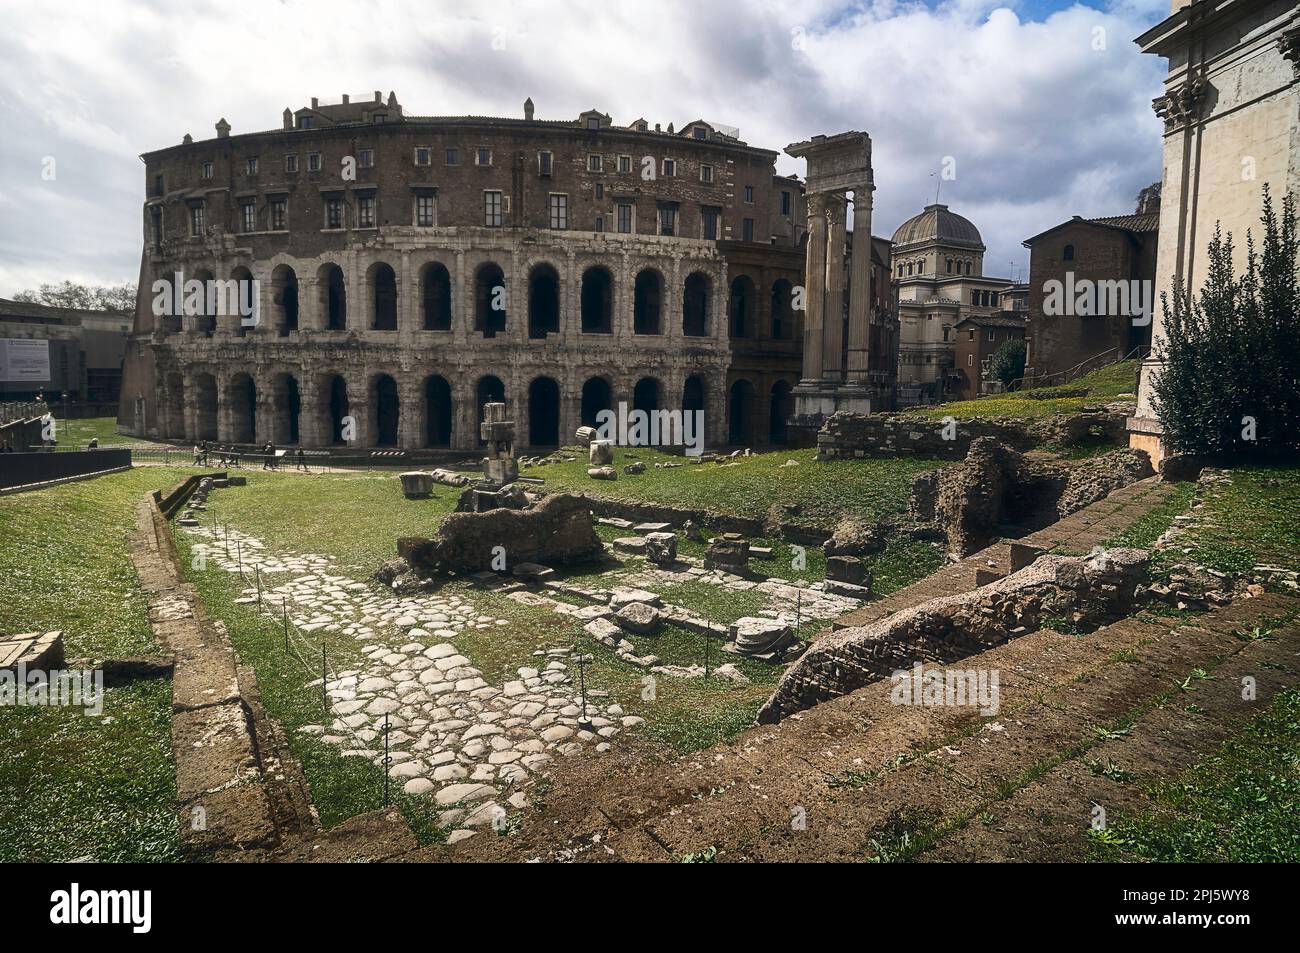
xmin=800 ymin=193 xmax=828 ymax=381
xmin=847 ymin=188 xmax=875 ymax=382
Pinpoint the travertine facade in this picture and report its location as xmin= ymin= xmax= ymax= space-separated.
xmin=117 ymin=95 xmax=809 ymax=450
xmin=1129 ymin=0 xmax=1300 ymax=464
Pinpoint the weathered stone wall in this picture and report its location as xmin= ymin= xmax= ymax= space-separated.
xmin=757 ymin=548 xmax=1149 ymax=723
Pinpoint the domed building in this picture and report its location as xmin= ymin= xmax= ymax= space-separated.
xmin=890 ymin=203 xmax=1017 ymax=403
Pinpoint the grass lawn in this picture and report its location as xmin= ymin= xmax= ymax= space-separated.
xmin=57 ymin=415 xmax=158 ymax=447
xmin=529 ymin=446 xmax=943 ymax=529
xmin=905 ymin=360 xmax=1141 ymax=421
xmin=0 ymin=466 xmax=192 ymax=863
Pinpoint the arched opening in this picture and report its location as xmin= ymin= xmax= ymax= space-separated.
xmin=528 ymin=377 xmax=560 ymax=448
xmin=424 ymin=375 xmax=453 ymax=447
xmin=728 ymin=379 xmax=754 ymax=445
xmin=770 ymin=279 xmax=794 ymax=340
xmin=370 ymin=263 xmax=397 ymax=331
xmin=372 ymin=374 xmax=399 ymax=446
xmin=271 ymin=373 xmax=301 ymax=444
xmin=475 ymin=262 xmax=507 ymax=337
xmin=475 ymin=375 xmax=505 ymax=445
xmin=421 ymin=262 xmax=452 ymax=331
xmin=192 ymin=268 xmax=217 ymax=337
xmin=271 ymin=265 xmax=298 ymax=336
xmin=326 ymin=376 xmax=349 ymax=445
xmin=193 ymin=373 xmax=218 ymax=441
xmin=634 ymin=269 xmax=661 ymax=335
xmin=729 ymin=275 xmax=755 ymax=338
xmin=527 ymin=264 xmax=560 ymax=339
xmin=229 ymin=373 xmax=256 ymax=444
xmin=633 ymin=377 xmax=659 ymax=415
xmin=229 ymin=266 xmax=254 ymax=337
xmin=319 ymin=263 xmax=346 ymax=330
xmin=683 ymin=272 xmax=710 ymax=337
xmin=581 ymin=377 xmax=612 ymax=428
xmin=164 ymin=372 xmax=185 ymax=438
xmin=769 ymin=380 xmax=792 ymax=445
xmin=581 ymin=266 xmax=613 ymax=334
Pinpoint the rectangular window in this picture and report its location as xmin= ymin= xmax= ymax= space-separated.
xmin=693 ymin=126 xmax=707 ymax=140
xmin=326 ymin=197 xmax=343 ymax=229
xmin=549 ymin=193 xmax=568 ymax=230
xmin=307 ymin=152 xmax=321 ymax=172
xmin=201 ymin=161 xmax=213 ymax=180
xmin=971 ymin=291 xmax=979 ymax=305
xmin=587 ymin=154 xmax=602 ymax=172
xmin=299 ymin=115 xmax=314 ymax=129
xmin=595 ymin=183 xmax=604 ymax=200
xmin=150 ymin=207 xmax=162 ymax=250
xmin=700 ymin=164 xmax=714 ymax=183
xmin=662 ymin=158 xmax=676 ymax=177
xmin=415 ymin=194 xmax=435 ymax=227
xmin=284 ymin=154 xmax=299 ymax=173
xmin=270 ymin=197 xmax=287 ymax=230
xmin=618 ymin=155 xmax=631 ymax=174
xmin=659 ymin=206 xmax=676 ymax=236
xmin=968 ymin=354 xmax=974 ymax=367
xmin=246 ymin=156 xmax=259 ymax=175
xmin=744 ymin=185 xmax=754 ymax=204
xmin=358 ymin=195 xmax=376 ymax=228
xmin=414 ymin=147 xmax=431 ymax=166
xmin=617 ymin=203 xmax=632 ymax=234
xmin=476 ymin=148 xmax=491 ymax=166
xmin=359 ymin=148 xmax=374 ymax=169
xmin=241 ymin=202 xmax=257 ymax=233
xmin=595 ymin=215 xmax=604 ymax=233
xmin=702 ymin=207 xmax=719 ymax=241
xmin=190 ymin=204 xmax=204 ymax=237
xmin=781 ymin=190 xmax=791 ymax=215
xmin=988 ymin=329 xmax=996 ymax=342
xmin=742 ymin=217 xmax=754 ymax=241
xmin=445 ymin=147 xmax=460 ymax=165
xmin=587 ymin=117 xmax=600 ymax=130
xmin=153 ymin=174 xmax=164 ymax=196
xmin=538 ymin=151 xmax=552 ymax=175
xmin=484 ymin=190 xmax=502 ymax=227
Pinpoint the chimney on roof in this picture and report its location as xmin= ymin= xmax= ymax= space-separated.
xmin=311 ymin=97 xmax=318 ymax=108
xmin=215 ymin=118 xmax=230 ymax=138
xmin=654 ymin=123 xmax=661 ymax=132
xmin=387 ymin=91 xmax=398 ymax=108
xmin=524 ymin=97 xmax=534 ymax=121
xmin=342 ymin=93 xmax=349 ymax=104
xmin=667 ymin=122 xmax=674 ymax=134
xmin=375 ymin=90 xmax=382 ymax=102
xmin=283 ymin=108 xmax=292 ymax=129
xmin=183 ymin=133 xmax=193 ymax=145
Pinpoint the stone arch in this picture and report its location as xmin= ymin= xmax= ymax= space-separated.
xmin=527 ymin=263 xmax=560 ymax=339
xmin=769 ymin=380 xmax=793 ymax=445
xmin=475 ymin=375 xmax=505 ymax=444
xmin=770 ymin=278 xmax=794 ymax=340
xmin=581 ymin=265 xmax=613 ymax=334
xmin=528 ymin=376 xmax=560 ymax=447
xmin=633 ymin=377 xmax=660 ymax=414
xmin=581 ymin=376 xmax=612 ymax=428
xmin=163 ymin=371 xmax=185 ymax=438
xmin=368 ymin=262 xmax=398 ymax=331
xmin=424 ymin=375 xmax=453 ymax=447
xmin=634 ymin=268 xmax=662 ymax=335
xmin=318 ymin=263 xmax=347 ymax=330
xmin=728 ymin=379 xmax=754 ymax=445
xmin=193 ymin=372 xmax=218 ymax=441
xmin=270 ymin=372 xmax=301 ymax=444
xmin=729 ymin=275 xmax=756 ymax=338
xmin=228 ymin=372 xmax=256 ymax=444
xmin=683 ymin=272 xmax=711 ymax=337
xmin=371 ymin=373 xmax=400 ymax=446
xmin=323 ymin=374 xmax=349 ymax=445
xmin=229 ymin=266 xmax=255 ymax=337
xmin=192 ymin=268 xmax=217 ymax=337
xmin=475 ymin=262 xmax=507 ymax=337
xmin=271 ymin=264 xmax=299 ymax=336
xmin=421 ymin=261 xmax=452 ymax=331
xmin=682 ymin=374 xmax=706 ymax=417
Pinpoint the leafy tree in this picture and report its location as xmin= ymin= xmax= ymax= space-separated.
xmin=988 ymin=337 xmax=1026 ymax=389
xmin=11 ymin=280 xmax=136 ymax=313
xmin=1152 ymin=186 xmax=1299 ymax=456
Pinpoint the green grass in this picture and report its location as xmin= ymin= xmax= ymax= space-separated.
xmin=57 ymin=415 xmax=158 ymax=447
xmin=905 ymin=360 xmax=1140 ymax=421
xmin=0 ymin=465 xmax=192 ymax=657
xmin=1088 ymin=687 xmax=1300 ymax=862
xmin=528 ymin=446 xmax=943 ymax=529
xmin=1106 ymin=482 xmax=1196 ymax=550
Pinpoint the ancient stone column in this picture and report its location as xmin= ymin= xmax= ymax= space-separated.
xmin=800 ymin=193 xmax=828 ymax=382
xmin=398 ymin=378 xmax=424 ymax=449
xmin=821 ymin=196 xmax=846 ymax=383
xmin=847 ymin=187 xmax=875 ymax=382
xmin=297 ymin=385 xmax=322 ymax=447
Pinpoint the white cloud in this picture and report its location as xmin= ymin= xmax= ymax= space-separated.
xmin=0 ymin=0 xmax=1168 ymax=292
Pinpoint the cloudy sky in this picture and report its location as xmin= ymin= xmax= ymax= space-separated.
xmin=0 ymin=0 xmax=1172 ymax=294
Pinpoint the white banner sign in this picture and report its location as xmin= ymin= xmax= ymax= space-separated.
xmin=0 ymin=339 xmax=51 ymax=382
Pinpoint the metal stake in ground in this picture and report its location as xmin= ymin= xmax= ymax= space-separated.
xmin=282 ymin=600 xmax=289 ymax=652
xmin=575 ymin=650 xmax=593 ymax=732
xmin=236 ymin=539 xmax=243 ymax=575
xmin=382 ymin=713 xmax=392 ymax=806
xmin=321 ymin=643 xmax=327 ymax=713
xmin=224 ymin=523 xmax=229 ymax=557
xmin=796 ymin=589 xmax=802 ymax=634
xmin=255 ymin=564 xmax=262 ymax=608
xmin=704 ymin=623 xmax=711 ymax=680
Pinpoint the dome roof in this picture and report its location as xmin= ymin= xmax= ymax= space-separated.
xmin=891 ymin=204 xmax=983 ymax=249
